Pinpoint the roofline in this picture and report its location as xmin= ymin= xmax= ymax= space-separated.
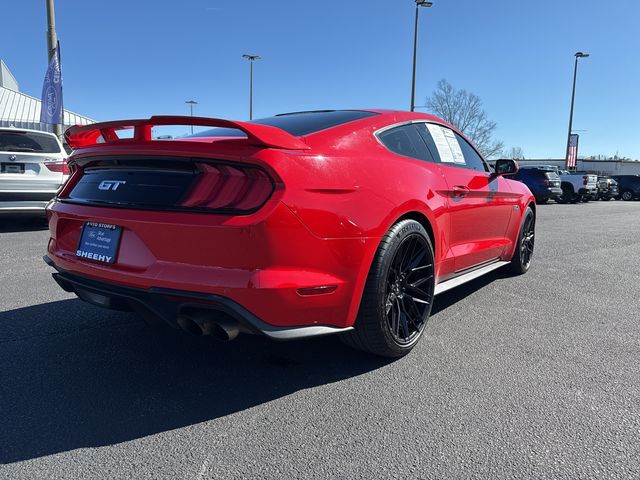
xmin=0 ymin=85 xmax=94 ymax=122
xmin=518 ymin=158 xmax=640 ymax=163
xmin=0 ymin=125 xmax=62 ymax=136
xmin=0 ymin=59 xmax=19 ymax=90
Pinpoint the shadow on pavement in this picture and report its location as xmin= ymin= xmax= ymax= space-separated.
xmin=0 ymin=268 xmax=510 ymax=464
xmin=0 ymin=215 xmax=48 ymax=233
xmin=0 ymin=299 xmax=389 ymax=464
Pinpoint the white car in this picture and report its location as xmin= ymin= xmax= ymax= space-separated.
xmin=0 ymin=128 xmax=69 ymax=214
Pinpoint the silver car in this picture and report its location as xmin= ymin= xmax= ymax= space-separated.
xmin=0 ymin=128 xmax=68 ymax=214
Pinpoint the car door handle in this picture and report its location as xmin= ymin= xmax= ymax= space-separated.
xmin=452 ymin=185 xmax=469 ymax=197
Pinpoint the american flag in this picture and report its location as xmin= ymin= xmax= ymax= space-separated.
xmin=566 ymin=134 xmax=579 ymax=169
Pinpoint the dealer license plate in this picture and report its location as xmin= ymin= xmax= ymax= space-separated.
xmin=76 ymin=222 xmax=122 ymax=264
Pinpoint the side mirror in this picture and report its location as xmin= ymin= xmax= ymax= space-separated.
xmin=494 ymin=159 xmax=519 ymax=176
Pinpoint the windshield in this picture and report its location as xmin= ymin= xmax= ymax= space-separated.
xmin=0 ymin=131 xmax=61 ymax=153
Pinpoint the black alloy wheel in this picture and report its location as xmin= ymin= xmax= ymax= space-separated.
xmin=558 ymin=185 xmax=572 ymax=204
xmin=340 ymin=219 xmax=435 ymax=357
xmin=510 ymin=206 xmax=535 ymax=275
xmin=384 ymin=233 xmax=434 ymax=346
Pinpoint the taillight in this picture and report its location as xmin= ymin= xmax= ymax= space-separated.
xmin=44 ymin=158 xmax=70 ymax=175
xmin=583 ymin=175 xmax=588 ymax=185
xmin=180 ymin=162 xmax=274 ymax=212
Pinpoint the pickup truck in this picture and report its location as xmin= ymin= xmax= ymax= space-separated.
xmin=596 ymin=176 xmax=619 ymax=201
xmin=519 ymin=166 xmax=597 ymax=203
xmin=556 ymin=169 xmax=598 ymax=203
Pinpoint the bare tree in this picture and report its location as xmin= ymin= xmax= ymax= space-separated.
xmin=504 ymin=146 xmax=525 ymax=160
xmin=425 ymin=79 xmax=504 ymax=159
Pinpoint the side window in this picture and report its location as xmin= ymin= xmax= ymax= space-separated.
xmin=416 ymin=123 xmax=488 ymax=172
xmin=378 ymin=125 xmax=436 ymax=163
xmin=453 ymin=132 xmax=488 ymax=172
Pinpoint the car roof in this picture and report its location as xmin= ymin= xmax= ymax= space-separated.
xmin=189 ymin=109 xmax=461 ymax=143
xmin=521 ymin=165 xmax=557 ymax=170
xmin=284 ymin=108 xmax=477 ymax=156
xmin=287 ymin=109 xmax=462 ymax=139
xmin=271 ymin=108 xmax=450 ymax=126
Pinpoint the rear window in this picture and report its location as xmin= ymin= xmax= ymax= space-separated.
xmin=189 ymin=110 xmax=378 ymax=138
xmin=0 ymin=130 xmax=61 ymax=153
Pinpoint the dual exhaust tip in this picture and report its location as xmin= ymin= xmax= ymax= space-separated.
xmin=177 ymin=309 xmax=240 ymax=342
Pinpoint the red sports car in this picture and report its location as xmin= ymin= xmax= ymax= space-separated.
xmin=45 ymin=110 xmax=535 ymax=357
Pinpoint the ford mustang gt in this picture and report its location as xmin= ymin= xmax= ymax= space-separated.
xmin=44 ymin=110 xmax=535 ymax=357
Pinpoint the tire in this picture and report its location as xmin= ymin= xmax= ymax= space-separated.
xmin=582 ymin=196 xmax=590 ymax=203
xmin=509 ymin=206 xmax=535 ymax=275
xmin=536 ymin=197 xmax=548 ymax=204
xmin=340 ymin=219 xmax=435 ymax=358
xmin=621 ymin=190 xmax=634 ymax=201
xmin=602 ymin=197 xmax=611 ymax=201
xmin=558 ymin=185 xmax=574 ymax=204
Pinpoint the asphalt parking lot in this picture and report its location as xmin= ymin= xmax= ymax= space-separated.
xmin=1 ymin=201 xmax=639 ymax=480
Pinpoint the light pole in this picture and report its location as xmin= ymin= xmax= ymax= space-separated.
xmin=410 ymin=0 xmax=433 ymax=112
xmin=45 ymin=0 xmax=62 ymax=140
xmin=242 ymin=54 xmax=261 ymax=120
xmin=565 ymin=51 xmax=589 ymax=170
xmin=185 ymin=100 xmax=198 ymax=134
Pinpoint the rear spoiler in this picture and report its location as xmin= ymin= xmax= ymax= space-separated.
xmin=64 ymin=115 xmax=310 ymax=150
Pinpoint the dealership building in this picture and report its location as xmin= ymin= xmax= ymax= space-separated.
xmin=0 ymin=59 xmax=93 ymax=136
xmin=518 ymin=158 xmax=640 ymax=175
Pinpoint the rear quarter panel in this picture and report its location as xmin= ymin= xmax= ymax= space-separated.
xmin=276 ymin=119 xmax=452 ymax=279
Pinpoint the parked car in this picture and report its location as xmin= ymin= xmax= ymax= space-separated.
xmin=556 ymin=169 xmax=598 ymax=203
xmin=0 ymin=127 xmax=69 ymax=214
xmin=44 ymin=110 xmax=536 ymax=357
xmin=511 ymin=166 xmax=562 ymax=203
xmin=610 ymin=175 xmax=640 ymax=201
xmin=596 ymin=176 xmax=619 ymax=201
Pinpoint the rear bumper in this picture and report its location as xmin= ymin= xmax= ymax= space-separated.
xmin=45 ymin=257 xmax=352 ymax=340
xmin=0 ymin=191 xmax=58 ymax=213
xmin=0 ymin=191 xmax=59 ymax=202
xmin=536 ymin=186 xmax=562 ymax=199
xmin=45 ymin=200 xmax=380 ymax=330
xmin=0 ymin=201 xmax=50 ymax=213
xmin=599 ymin=189 xmax=618 ymax=198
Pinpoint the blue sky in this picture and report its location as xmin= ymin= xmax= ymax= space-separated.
xmin=2 ymin=0 xmax=639 ymax=159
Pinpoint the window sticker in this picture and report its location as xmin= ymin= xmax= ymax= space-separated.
xmin=426 ymin=124 xmax=454 ymax=163
xmin=426 ymin=124 xmax=465 ymax=164
xmin=442 ymin=128 xmax=466 ymax=164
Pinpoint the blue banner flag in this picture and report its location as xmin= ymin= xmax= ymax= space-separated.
xmin=40 ymin=43 xmax=63 ymax=125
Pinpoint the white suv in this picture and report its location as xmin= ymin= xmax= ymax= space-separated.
xmin=0 ymin=128 xmax=69 ymax=214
